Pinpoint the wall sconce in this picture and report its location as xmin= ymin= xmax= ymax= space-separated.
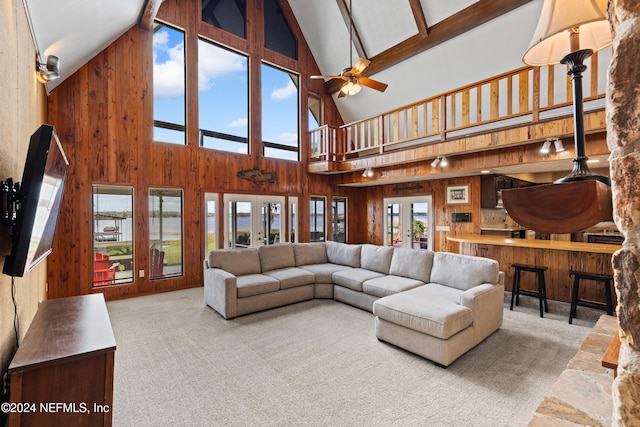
xmin=36 ymin=55 xmax=60 ymax=83
xmin=362 ymin=168 xmax=374 ymax=178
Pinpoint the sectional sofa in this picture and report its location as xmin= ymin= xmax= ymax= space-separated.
xmin=203 ymin=241 xmax=504 ymax=366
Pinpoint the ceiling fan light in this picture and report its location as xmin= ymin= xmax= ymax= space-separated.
xmin=341 ymin=81 xmax=361 ymax=96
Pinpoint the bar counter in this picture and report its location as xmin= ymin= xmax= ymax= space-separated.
xmin=446 ymin=234 xmax=620 ymax=305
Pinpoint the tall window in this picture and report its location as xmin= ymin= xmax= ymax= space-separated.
xmin=264 ymin=0 xmax=297 ymax=59
xmin=332 ymin=197 xmax=347 ymax=243
xmin=308 ymin=94 xmax=322 ymax=129
xmin=92 ymin=186 xmax=134 ymax=287
xmin=205 ymin=193 xmax=218 ymax=254
xmin=289 ymin=196 xmax=298 ymax=243
xmin=153 ymin=22 xmax=186 ymax=145
xmin=310 ymin=196 xmax=325 ymax=242
xmin=149 ymin=188 xmax=184 ymax=278
xmin=202 ymin=0 xmax=246 ymax=39
xmin=199 ymin=39 xmax=249 ymax=154
xmin=261 ymin=63 xmax=299 ymax=161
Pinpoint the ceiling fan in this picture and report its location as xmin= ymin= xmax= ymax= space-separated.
xmin=310 ymin=0 xmax=388 ymax=98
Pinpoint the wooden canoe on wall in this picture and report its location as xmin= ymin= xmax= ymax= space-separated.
xmin=502 ymin=180 xmax=613 ymax=234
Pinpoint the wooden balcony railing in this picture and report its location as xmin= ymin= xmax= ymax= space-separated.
xmin=309 ymin=48 xmax=609 ymax=163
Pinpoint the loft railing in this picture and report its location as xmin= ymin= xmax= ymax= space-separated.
xmin=309 ymin=48 xmax=609 ymax=163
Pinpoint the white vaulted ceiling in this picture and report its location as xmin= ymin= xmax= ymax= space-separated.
xmin=22 ymin=0 xmax=147 ymax=93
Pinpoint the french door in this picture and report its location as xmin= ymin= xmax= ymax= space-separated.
xmin=224 ymin=194 xmax=286 ymax=248
xmin=383 ymin=195 xmax=433 ymax=250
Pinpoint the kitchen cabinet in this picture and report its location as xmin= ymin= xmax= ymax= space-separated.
xmin=481 ymin=174 xmax=534 ymax=208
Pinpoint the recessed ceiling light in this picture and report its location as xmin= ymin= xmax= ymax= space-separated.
xmin=480 ymin=170 xmax=491 ymax=174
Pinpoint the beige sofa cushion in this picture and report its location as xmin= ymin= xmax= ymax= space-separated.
xmin=325 ymin=241 xmax=361 ymax=267
xmin=362 ymin=276 xmax=425 ymax=298
xmin=430 ymin=252 xmax=499 ymax=291
xmin=373 ymin=287 xmax=473 ymax=339
xmin=360 ymin=244 xmax=394 ymax=275
xmin=297 ymin=263 xmax=351 ymax=283
xmin=208 ymin=249 xmax=261 ymax=275
xmin=258 ymin=244 xmax=295 ymax=272
xmin=388 ymin=247 xmax=434 ymax=283
xmin=237 ymin=274 xmax=280 ymax=298
xmin=332 ymin=268 xmax=384 ymax=292
xmin=293 ymin=243 xmax=327 ymax=266
xmin=264 ymin=267 xmax=315 ymax=290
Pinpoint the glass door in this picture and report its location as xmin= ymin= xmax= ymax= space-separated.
xmin=384 ymin=196 xmax=433 ymax=250
xmin=224 ymin=194 xmax=285 ymax=248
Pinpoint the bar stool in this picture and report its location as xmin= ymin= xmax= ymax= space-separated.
xmin=510 ymin=263 xmax=549 ymax=318
xmin=569 ymin=271 xmax=614 ymax=324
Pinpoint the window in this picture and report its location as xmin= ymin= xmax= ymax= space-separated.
xmin=153 ymin=22 xmax=186 ymax=145
xmin=310 ymin=196 xmax=325 ymax=242
xmin=205 ymin=193 xmax=218 ymax=254
xmin=289 ymin=196 xmax=298 ymax=243
xmin=149 ymin=188 xmax=184 ymax=278
xmin=262 ymin=63 xmax=299 ymax=160
xmin=92 ymin=186 xmax=134 ymax=287
xmin=308 ymin=93 xmax=322 ymax=129
xmin=198 ymin=40 xmax=249 ymax=154
xmin=202 ymin=0 xmax=246 ymax=39
xmin=263 ymin=0 xmax=297 ymax=59
xmin=332 ymin=197 xmax=347 ymax=243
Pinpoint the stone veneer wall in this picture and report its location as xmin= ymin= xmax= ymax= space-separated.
xmin=607 ymin=0 xmax=640 ymax=424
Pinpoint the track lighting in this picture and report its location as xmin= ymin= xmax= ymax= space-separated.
xmin=431 ymin=156 xmax=448 ymax=168
xmin=541 ymin=138 xmax=564 ymax=154
xmin=36 ymin=55 xmax=60 ymax=83
xmin=362 ymin=168 xmax=374 ymax=178
xmin=554 ymin=139 xmax=564 ymax=152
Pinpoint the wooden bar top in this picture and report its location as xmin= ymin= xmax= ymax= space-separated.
xmin=9 ymin=294 xmax=116 ymax=373
xmin=447 ymin=234 xmax=621 ymax=254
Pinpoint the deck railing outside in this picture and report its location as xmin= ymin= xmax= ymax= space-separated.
xmin=309 ymin=48 xmax=610 ymax=163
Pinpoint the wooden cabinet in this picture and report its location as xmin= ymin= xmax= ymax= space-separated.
xmin=8 ymin=294 xmax=116 ymax=427
xmin=481 ymin=174 xmax=535 ymax=208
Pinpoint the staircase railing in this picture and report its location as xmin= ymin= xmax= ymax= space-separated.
xmin=309 ymin=48 xmax=609 ymax=163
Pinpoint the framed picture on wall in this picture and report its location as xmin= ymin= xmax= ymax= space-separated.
xmin=446 ymin=184 xmax=469 ymax=205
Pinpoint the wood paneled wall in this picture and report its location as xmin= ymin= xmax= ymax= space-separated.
xmin=46 ymin=0 xmax=344 ymax=299
xmin=0 ymin=0 xmax=48 ymax=375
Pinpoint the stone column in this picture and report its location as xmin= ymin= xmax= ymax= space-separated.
xmin=607 ymin=0 xmax=640 ymax=425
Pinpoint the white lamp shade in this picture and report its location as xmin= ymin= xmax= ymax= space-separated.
xmin=523 ymin=0 xmax=611 ymax=66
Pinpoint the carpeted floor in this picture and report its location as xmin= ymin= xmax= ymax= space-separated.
xmin=107 ymin=287 xmax=592 ymax=427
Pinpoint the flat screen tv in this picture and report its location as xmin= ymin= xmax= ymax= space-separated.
xmin=3 ymin=124 xmax=69 ymax=277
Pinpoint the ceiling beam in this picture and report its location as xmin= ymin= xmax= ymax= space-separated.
xmin=326 ymin=0 xmax=534 ymax=94
xmin=139 ymin=0 xmax=164 ymax=30
xmin=409 ymin=0 xmax=428 ymax=38
xmin=336 ymin=0 xmax=367 ymax=61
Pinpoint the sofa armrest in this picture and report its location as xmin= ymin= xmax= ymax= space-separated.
xmin=460 ymin=282 xmax=504 ymax=345
xmin=204 ymin=267 xmax=238 ymax=319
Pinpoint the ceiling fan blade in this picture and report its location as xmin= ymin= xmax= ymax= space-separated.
xmin=351 ymin=58 xmax=371 ymax=75
xmin=358 ymin=76 xmax=388 ymax=92
xmin=310 ymin=75 xmax=343 ymax=80
xmin=337 ymin=89 xmax=347 ymax=98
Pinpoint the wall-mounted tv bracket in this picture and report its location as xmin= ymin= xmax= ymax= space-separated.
xmin=1 ymin=178 xmax=21 ymax=228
